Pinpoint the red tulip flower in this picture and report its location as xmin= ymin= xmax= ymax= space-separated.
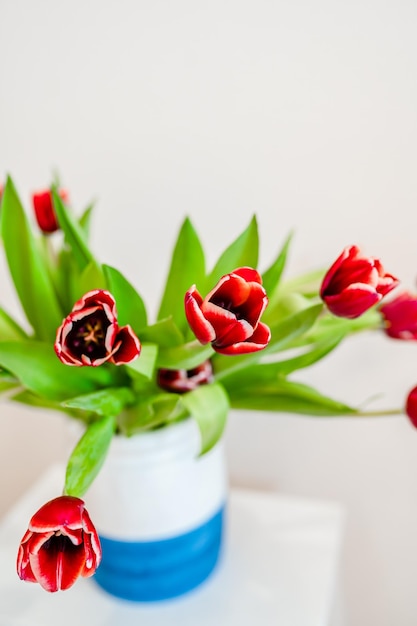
xmin=17 ymin=496 xmax=101 ymax=592
xmin=380 ymin=291 xmax=417 ymax=340
xmin=406 ymin=386 xmax=417 ymax=429
xmin=32 ymin=188 xmax=69 ymax=234
xmin=157 ymin=360 xmax=213 ymax=393
xmin=185 ymin=267 xmax=270 ymax=355
xmin=320 ymin=245 xmax=399 ymax=319
xmin=55 ymin=289 xmax=141 ymax=366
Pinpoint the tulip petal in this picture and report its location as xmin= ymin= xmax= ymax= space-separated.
xmin=30 ymin=538 xmax=86 ymax=592
xmin=231 ymin=267 xmax=263 ymax=284
xmin=185 ymin=288 xmax=216 ymax=343
xmin=324 ymin=284 xmax=380 ymax=318
xmin=214 ymin=322 xmax=271 ymax=355
xmin=111 ymin=325 xmax=141 ymax=364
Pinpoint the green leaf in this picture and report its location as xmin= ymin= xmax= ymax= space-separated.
xmin=157 ymin=341 xmax=214 ymax=370
xmin=62 ymin=387 xmax=135 ymax=416
xmin=0 ymin=370 xmax=19 ymax=395
xmin=0 ymin=341 xmax=113 ymax=401
xmin=180 ymin=383 xmax=229 ymax=454
xmin=220 ymin=334 xmax=345 ymax=392
xmin=281 ymin=268 xmax=325 ymax=297
xmin=117 ymin=393 xmax=184 ymax=436
xmin=262 ymin=303 xmax=324 ymax=355
xmin=140 ymin=317 xmax=184 ymax=348
xmin=207 ymin=215 xmax=259 ymax=288
xmin=214 ymin=303 xmax=324 ymax=377
xmin=52 ymin=188 xmax=94 ymax=271
xmin=124 ymin=344 xmax=158 ymax=380
xmin=64 ymin=415 xmax=115 ymax=498
xmin=157 ymin=217 xmax=205 ymax=333
xmin=103 ymin=264 xmax=147 ymax=332
xmin=0 ymin=177 xmax=63 ymax=340
xmin=75 ymin=261 xmax=107 ymax=300
xmin=79 ymin=203 xmax=95 ymax=240
xmin=228 ymin=378 xmax=356 ymax=416
xmin=262 ymin=232 xmax=293 ymax=299
xmin=0 ymin=308 xmax=28 ymax=341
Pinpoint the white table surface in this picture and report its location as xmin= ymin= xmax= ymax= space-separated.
xmin=0 ymin=465 xmax=344 ymax=626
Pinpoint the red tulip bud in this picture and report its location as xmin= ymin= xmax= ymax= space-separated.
xmin=320 ymin=245 xmax=399 ymax=319
xmin=32 ymin=188 xmax=68 ymax=234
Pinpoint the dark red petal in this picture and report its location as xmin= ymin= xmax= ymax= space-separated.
xmin=320 ymin=246 xmax=360 ymax=297
xmin=376 ymin=272 xmax=400 ymax=296
xmin=32 ymin=191 xmax=58 ymax=233
xmin=323 ymin=284 xmax=380 ymax=318
xmin=29 ymin=496 xmax=85 ymax=533
xmin=207 ymin=274 xmax=251 ymax=308
xmin=406 ymin=386 xmax=417 ymax=428
xmin=111 ymin=325 xmax=141 ymax=365
xmin=81 ymin=509 xmax=102 ymax=571
xmin=231 ymin=267 xmax=263 ymax=284
xmin=30 ymin=540 xmax=86 ymax=592
xmin=203 ymin=302 xmax=254 ymax=345
xmin=236 ymin=283 xmax=268 ymax=327
xmin=185 ymin=288 xmax=216 ymax=344
xmin=71 ymin=290 xmax=117 ymax=322
xmin=214 ymin=322 xmax=271 ymax=355
xmin=16 ymin=534 xmax=37 ymax=582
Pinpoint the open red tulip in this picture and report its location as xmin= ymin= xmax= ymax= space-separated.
xmin=185 ymin=267 xmax=270 ymax=355
xmin=55 ymin=289 xmax=141 ymax=366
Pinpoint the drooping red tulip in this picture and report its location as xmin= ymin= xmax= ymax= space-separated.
xmin=157 ymin=360 xmax=213 ymax=393
xmin=380 ymin=291 xmax=417 ymax=340
xmin=32 ymin=188 xmax=69 ymax=234
xmin=320 ymin=245 xmax=399 ymax=319
xmin=55 ymin=289 xmax=141 ymax=366
xmin=185 ymin=267 xmax=270 ymax=355
xmin=17 ymin=496 xmax=101 ymax=592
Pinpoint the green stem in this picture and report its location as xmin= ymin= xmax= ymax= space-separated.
xmin=354 ymin=408 xmax=403 ymax=417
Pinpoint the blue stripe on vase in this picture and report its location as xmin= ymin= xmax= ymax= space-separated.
xmin=93 ymin=505 xmax=225 ymax=601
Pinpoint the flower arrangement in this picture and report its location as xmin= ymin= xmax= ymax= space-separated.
xmin=0 ymin=176 xmax=413 ymax=594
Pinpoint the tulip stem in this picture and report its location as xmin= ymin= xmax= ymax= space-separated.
xmin=354 ymin=408 xmax=403 ymax=417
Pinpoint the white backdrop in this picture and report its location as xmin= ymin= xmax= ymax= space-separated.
xmin=1 ymin=1 xmax=417 ymax=624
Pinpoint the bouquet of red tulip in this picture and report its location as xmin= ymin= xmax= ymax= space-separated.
xmin=0 ymin=176 xmax=413 ymax=593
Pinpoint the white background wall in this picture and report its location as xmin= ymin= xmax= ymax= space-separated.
xmin=1 ymin=0 xmax=417 ymax=623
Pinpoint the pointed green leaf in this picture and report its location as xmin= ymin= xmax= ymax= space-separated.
xmin=103 ymin=264 xmax=147 ymax=332
xmin=75 ymin=261 xmax=107 ymax=299
xmin=220 ymin=334 xmax=345 ymax=392
xmin=207 ymin=215 xmax=259 ymax=287
xmin=180 ymin=382 xmax=229 ymax=454
xmin=52 ymin=188 xmax=94 ymax=271
xmin=140 ymin=317 xmax=184 ymax=348
xmin=64 ymin=415 xmax=115 ymax=497
xmin=0 ymin=341 xmax=114 ymax=401
xmin=117 ymin=393 xmax=184 ymax=436
xmin=125 ymin=343 xmax=158 ymax=380
xmin=62 ymin=387 xmax=135 ymax=417
xmin=79 ymin=203 xmax=95 ymax=240
xmin=0 ymin=177 xmax=63 ymax=340
xmin=157 ymin=341 xmax=214 ymax=370
xmin=157 ymin=218 xmax=205 ymax=333
xmin=262 ymin=231 xmax=292 ymax=301
xmin=214 ymin=303 xmax=323 ymax=377
xmin=0 ymin=308 xmax=28 ymax=341
xmin=228 ymin=378 xmax=356 ymax=416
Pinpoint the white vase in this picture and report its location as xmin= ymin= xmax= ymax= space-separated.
xmin=84 ymin=418 xmax=227 ymax=601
